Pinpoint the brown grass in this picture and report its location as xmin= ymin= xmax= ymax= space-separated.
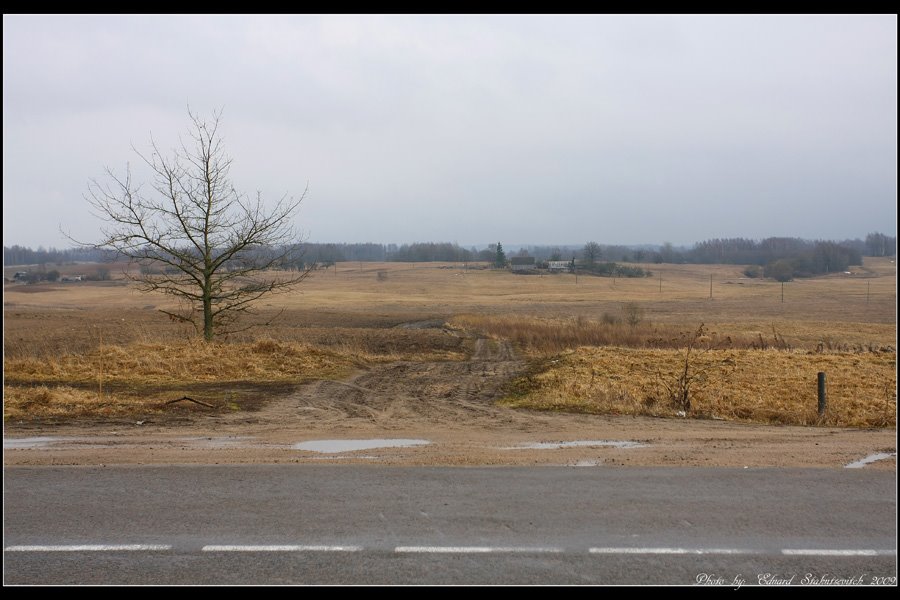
xmin=449 ymin=314 xmax=893 ymax=356
xmin=504 ymin=347 xmax=897 ymax=428
xmin=3 ymin=385 xmax=163 ymax=419
xmin=4 ymin=257 xmax=896 ymax=425
xmin=3 ymin=339 xmax=356 ymax=420
xmin=270 ymin=327 xmax=468 ymax=363
xmin=450 ymin=314 xmax=664 ymax=354
xmin=5 ymin=339 xmax=353 ymax=386
xmin=1 ymin=307 xmax=465 ymax=362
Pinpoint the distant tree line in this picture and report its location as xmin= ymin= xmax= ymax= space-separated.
xmin=390 ymin=242 xmax=474 ymax=263
xmin=573 ymin=241 xmax=651 ymax=278
xmin=677 ymin=235 xmax=895 ymax=280
xmin=302 ymin=242 xmax=389 ymax=264
xmin=565 ymin=233 xmax=894 ymax=269
xmin=3 ymin=245 xmax=114 ymax=266
xmin=864 ymin=232 xmax=897 ymax=257
xmin=304 ymin=242 xmax=486 ymax=264
xmin=294 ymin=242 xmax=470 ymax=264
xmin=5 ymin=232 xmax=894 ymax=275
xmin=686 ymin=237 xmax=857 ymax=268
xmin=503 ymin=244 xmax=654 ymax=263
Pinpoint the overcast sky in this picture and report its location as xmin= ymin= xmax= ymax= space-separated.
xmin=3 ymin=14 xmax=897 ymax=249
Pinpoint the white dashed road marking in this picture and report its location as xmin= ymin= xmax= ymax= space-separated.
xmin=782 ymin=549 xmax=896 ymax=556
xmin=202 ymin=545 xmax=362 ymax=552
xmin=5 ymin=545 xmax=171 ymax=552
xmin=5 ymin=544 xmax=895 ymax=556
xmin=394 ymin=546 xmax=563 ymax=554
xmin=589 ymin=547 xmax=757 ymax=555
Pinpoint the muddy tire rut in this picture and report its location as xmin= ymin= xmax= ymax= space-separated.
xmin=247 ymin=336 xmax=530 ymax=429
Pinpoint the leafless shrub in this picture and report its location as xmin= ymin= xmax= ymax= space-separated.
xmin=656 ymin=323 xmax=733 ymax=412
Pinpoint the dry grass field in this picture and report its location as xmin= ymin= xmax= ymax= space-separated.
xmin=3 ymin=257 xmax=896 ymax=427
xmin=502 ymin=347 xmax=896 ymax=428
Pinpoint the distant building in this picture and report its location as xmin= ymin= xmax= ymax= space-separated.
xmin=547 ymin=261 xmax=570 ymax=272
xmin=509 ymin=256 xmax=536 ymax=272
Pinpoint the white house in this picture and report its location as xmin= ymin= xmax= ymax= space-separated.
xmin=547 ymin=261 xmax=570 ymax=272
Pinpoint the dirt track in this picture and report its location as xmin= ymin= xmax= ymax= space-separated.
xmin=4 ymin=329 xmax=896 ymax=469
xmin=268 ymin=337 xmax=526 ymax=428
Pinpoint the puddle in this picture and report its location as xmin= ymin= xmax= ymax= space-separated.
xmin=3 ymin=437 xmax=63 ymax=449
xmin=845 ymin=452 xmax=897 ymax=469
xmin=503 ymin=440 xmax=647 ymax=450
xmin=292 ymin=439 xmax=430 ymax=453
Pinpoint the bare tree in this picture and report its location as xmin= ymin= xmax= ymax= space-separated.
xmin=582 ymin=241 xmax=602 ymax=267
xmin=82 ymin=109 xmax=308 ymax=341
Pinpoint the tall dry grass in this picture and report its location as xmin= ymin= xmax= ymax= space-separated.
xmin=448 ymin=314 xmax=861 ymax=355
xmin=4 ymin=385 xmax=160 ymax=420
xmin=4 ymin=338 xmax=354 ymax=387
xmin=503 ymin=346 xmax=896 ymax=428
xmin=450 ymin=314 xmax=660 ymax=354
xmin=3 ymin=338 xmax=356 ymax=420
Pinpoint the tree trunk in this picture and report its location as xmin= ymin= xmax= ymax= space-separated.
xmin=203 ymin=280 xmax=214 ymax=341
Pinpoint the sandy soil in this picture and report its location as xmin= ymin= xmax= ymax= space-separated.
xmin=4 ymin=332 xmax=895 ymax=470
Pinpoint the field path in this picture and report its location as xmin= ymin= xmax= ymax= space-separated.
xmin=250 ymin=331 xmax=532 ymax=429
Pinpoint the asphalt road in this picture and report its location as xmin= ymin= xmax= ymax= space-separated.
xmin=4 ymin=466 xmax=896 ymax=585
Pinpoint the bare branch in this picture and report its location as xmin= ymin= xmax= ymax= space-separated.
xmin=81 ymin=110 xmax=309 ymax=341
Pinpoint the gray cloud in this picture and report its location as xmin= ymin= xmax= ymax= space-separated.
xmin=3 ymin=14 xmax=896 ymax=249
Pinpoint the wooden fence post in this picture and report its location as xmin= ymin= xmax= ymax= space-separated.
xmin=817 ymin=372 xmax=827 ymax=417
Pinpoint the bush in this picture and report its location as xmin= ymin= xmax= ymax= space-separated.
xmin=743 ymin=265 xmax=762 ymax=278
xmin=583 ymin=262 xmax=650 ymax=278
xmin=764 ymin=259 xmax=794 ymax=282
xmin=616 ymin=264 xmax=650 ymax=278
xmin=622 ymin=302 xmax=645 ymax=327
xmin=601 ymin=312 xmax=621 ymax=325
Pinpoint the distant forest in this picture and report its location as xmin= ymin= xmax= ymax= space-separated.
xmin=3 ymin=245 xmax=115 ymax=267
xmin=4 ymin=232 xmax=895 ymax=281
